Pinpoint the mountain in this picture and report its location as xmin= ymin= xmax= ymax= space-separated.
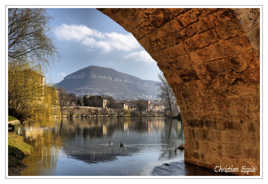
xmin=55 ymin=66 xmax=160 ymax=100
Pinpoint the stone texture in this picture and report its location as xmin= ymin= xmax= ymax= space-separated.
xmin=99 ymin=8 xmax=260 ymax=175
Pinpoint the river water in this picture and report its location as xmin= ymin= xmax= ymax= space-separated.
xmin=15 ymin=117 xmax=221 ymax=176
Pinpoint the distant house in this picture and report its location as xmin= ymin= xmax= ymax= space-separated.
xmin=127 ymin=103 xmax=136 ymax=111
xmin=124 ymin=100 xmax=148 ymax=112
xmin=103 ymin=99 xmax=108 ymax=108
xmin=110 ymin=102 xmax=128 ymax=110
xmin=87 ymin=96 xmax=109 ymax=108
xmin=148 ymin=100 xmax=165 ymax=112
xmin=121 ymin=103 xmax=129 ymax=110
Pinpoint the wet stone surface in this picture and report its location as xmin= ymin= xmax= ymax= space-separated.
xmin=152 ymin=161 xmax=186 ymax=176
xmin=152 ymin=160 xmax=234 ymax=176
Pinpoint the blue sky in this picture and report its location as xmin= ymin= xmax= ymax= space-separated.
xmin=44 ymin=8 xmax=162 ymax=84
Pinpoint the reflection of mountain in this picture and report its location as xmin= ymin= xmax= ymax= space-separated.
xmin=17 ymin=117 xmax=184 ymax=175
xmin=69 ymin=152 xmax=117 ymax=163
xmin=64 ymin=146 xmax=139 ymax=164
xmin=60 ymin=117 xmax=167 ymax=164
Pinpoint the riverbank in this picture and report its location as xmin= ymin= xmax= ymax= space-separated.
xmin=8 ymin=115 xmax=21 ymax=125
xmin=8 ymin=134 xmax=32 ymax=176
xmin=62 ymin=106 xmax=165 ymax=119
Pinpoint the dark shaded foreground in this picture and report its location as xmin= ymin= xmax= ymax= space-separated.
xmin=152 ymin=160 xmax=234 ymax=176
xmin=8 ymin=146 xmax=27 ymax=176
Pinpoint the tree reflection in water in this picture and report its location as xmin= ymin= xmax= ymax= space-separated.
xmin=20 ymin=121 xmax=62 ymax=175
xmin=159 ymin=118 xmax=184 ymax=160
xmin=17 ymin=117 xmax=184 ymax=176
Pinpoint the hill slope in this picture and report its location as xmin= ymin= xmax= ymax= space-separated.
xmin=56 ymin=66 xmax=160 ymax=100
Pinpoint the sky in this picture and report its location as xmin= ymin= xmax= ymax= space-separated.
xmin=44 ymin=8 xmax=162 ymax=84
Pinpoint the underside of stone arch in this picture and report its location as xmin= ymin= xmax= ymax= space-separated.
xmin=98 ymin=8 xmax=260 ymax=175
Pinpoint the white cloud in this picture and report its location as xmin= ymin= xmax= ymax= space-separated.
xmin=54 ymin=24 xmax=140 ymax=52
xmin=54 ymin=24 xmax=104 ymax=41
xmin=125 ymin=50 xmax=155 ymax=63
xmin=54 ymin=24 xmax=157 ymax=64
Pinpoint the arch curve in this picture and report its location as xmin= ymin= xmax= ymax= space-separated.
xmin=98 ymin=8 xmax=260 ymax=175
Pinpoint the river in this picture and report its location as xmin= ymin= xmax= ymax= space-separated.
xmin=14 ymin=117 xmax=222 ymax=176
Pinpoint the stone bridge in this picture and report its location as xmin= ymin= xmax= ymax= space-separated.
xmin=98 ymin=8 xmax=260 ymax=175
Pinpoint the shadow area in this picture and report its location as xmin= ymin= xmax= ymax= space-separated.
xmin=152 ymin=160 xmax=234 ymax=176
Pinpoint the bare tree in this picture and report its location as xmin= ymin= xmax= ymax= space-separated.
xmin=158 ymin=74 xmax=179 ymax=117
xmin=8 ymin=8 xmax=56 ymax=65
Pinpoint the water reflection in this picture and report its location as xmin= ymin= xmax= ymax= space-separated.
xmin=18 ymin=117 xmax=184 ymax=176
xmin=20 ymin=123 xmax=62 ymax=175
xmin=159 ymin=119 xmax=184 ymax=160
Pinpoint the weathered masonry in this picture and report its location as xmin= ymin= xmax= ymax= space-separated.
xmin=98 ymin=8 xmax=260 ymax=175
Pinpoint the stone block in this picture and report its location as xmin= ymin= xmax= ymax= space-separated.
xmin=99 ymin=8 xmax=260 ymax=175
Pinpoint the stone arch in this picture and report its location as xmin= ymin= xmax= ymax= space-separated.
xmin=98 ymin=8 xmax=260 ymax=175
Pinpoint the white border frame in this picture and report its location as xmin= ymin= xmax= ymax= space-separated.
xmin=3 ymin=4 xmax=264 ymax=180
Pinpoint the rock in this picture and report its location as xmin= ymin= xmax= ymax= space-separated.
xmin=8 ymin=124 xmax=15 ymax=132
xmin=177 ymin=144 xmax=184 ymax=151
xmin=152 ymin=160 xmax=234 ymax=176
xmin=8 ymin=120 xmax=21 ymax=126
xmin=152 ymin=161 xmax=186 ymax=176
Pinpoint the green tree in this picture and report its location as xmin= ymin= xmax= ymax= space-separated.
xmin=8 ymin=8 xmax=58 ymax=121
xmin=8 ymin=63 xmax=46 ymax=121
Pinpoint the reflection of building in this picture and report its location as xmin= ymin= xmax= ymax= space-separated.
xmin=177 ymin=121 xmax=181 ymax=131
xmin=20 ymin=125 xmax=62 ymax=175
xmin=147 ymin=121 xmax=152 ymax=134
xmin=102 ymin=125 xmax=107 ymax=136
xmin=23 ymin=126 xmax=44 ymax=141
xmin=147 ymin=119 xmax=165 ymax=133
xmin=124 ymin=122 xmax=129 ymax=131
xmin=154 ymin=119 xmax=165 ymax=129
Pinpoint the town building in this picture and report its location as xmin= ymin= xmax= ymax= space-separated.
xmin=87 ymin=96 xmax=109 ymax=108
xmin=148 ymin=100 xmax=165 ymax=112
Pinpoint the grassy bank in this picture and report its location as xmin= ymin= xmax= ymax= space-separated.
xmin=8 ymin=115 xmax=17 ymax=121
xmin=8 ymin=134 xmax=32 ymax=176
